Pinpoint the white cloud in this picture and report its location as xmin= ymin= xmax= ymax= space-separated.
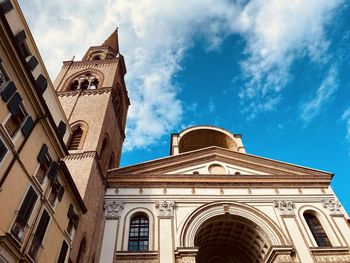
xmin=300 ymin=65 xmax=338 ymax=123
xmin=237 ymin=0 xmax=343 ymax=118
xmin=18 ymin=0 xmax=343 ymax=150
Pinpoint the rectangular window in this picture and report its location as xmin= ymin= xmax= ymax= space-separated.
xmin=4 ymin=103 xmax=28 ymax=137
xmin=0 ymin=60 xmax=10 ymax=87
xmin=0 ymin=137 xmax=8 ymax=164
xmin=48 ymin=181 xmax=60 ymax=207
xmin=35 ymin=150 xmax=52 ymax=184
xmin=28 ymin=209 xmax=50 ymax=261
xmin=57 ymin=241 xmax=69 ymax=263
xmin=66 ymin=204 xmax=79 ymax=236
xmin=11 ymin=187 xmax=38 ymax=241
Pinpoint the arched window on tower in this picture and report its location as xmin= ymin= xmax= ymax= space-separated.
xmin=70 ymin=80 xmax=79 ymax=91
xmin=68 ymin=126 xmax=84 ymax=150
xmin=304 ymin=212 xmax=332 ymax=247
xmin=90 ymin=79 xmax=99 ymax=89
xmin=92 ymin=55 xmax=101 ymax=60
xmin=80 ymin=80 xmax=89 ymax=90
xmin=128 ymin=213 xmax=149 ymax=251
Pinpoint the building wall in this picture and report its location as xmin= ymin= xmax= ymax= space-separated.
xmin=0 ymin=1 xmax=86 ymax=262
xmin=101 ymin=185 xmax=350 ymax=263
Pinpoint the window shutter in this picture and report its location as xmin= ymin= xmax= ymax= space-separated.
xmin=34 ymin=210 xmax=50 ymax=242
xmin=58 ymin=185 xmax=65 ymax=201
xmin=35 ymin=74 xmax=47 ymax=95
xmin=7 ymin=92 xmax=22 ymax=115
xmin=57 ymin=121 xmax=66 ymax=139
xmin=37 ymin=144 xmax=48 ymax=164
xmin=21 ymin=116 xmax=34 ymax=137
xmin=47 ymin=161 xmax=59 ymax=182
xmin=0 ymin=139 xmax=8 ymax=162
xmin=1 ymin=81 xmax=16 ymax=102
xmin=0 ymin=0 xmax=13 ymax=14
xmin=67 ymin=204 xmax=74 ymax=218
xmin=17 ymin=187 xmax=38 ymax=224
xmin=57 ymin=241 xmax=69 ymax=263
xmin=15 ymin=30 xmax=26 ymax=45
xmin=74 ymin=216 xmax=79 ymax=229
xmin=27 ymin=56 xmax=38 ymax=71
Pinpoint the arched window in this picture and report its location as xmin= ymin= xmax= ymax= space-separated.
xmin=69 ymin=126 xmax=83 ymax=150
xmin=92 ymin=55 xmax=101 ymax=60
xmin=70 ymin=80 xmax=79 ymax=90
xmin=108 ymin=153 xmax=115 ymax=169
xmin=304 ymin=212 xmax=331 ymax=247
xmin=90 ymin=79 xmax=99 ymax=89
xmin=128 ymin=214 xmax=149 ymax=251
xmin=80 ymin=80 xmax=89 ymax=90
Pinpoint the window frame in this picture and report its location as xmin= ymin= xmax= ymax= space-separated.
xmin=10 ymin=186 xmax=39 ymax=242
xmin=2 ymin=101 xmax=29 ymax=140
xmin=0 ymin=136 xmax=9 ymax=165
xmin=303 ymin=211 xmax=332 ymax=247
xmin=127 ymin=213 xmax=149 ymax=252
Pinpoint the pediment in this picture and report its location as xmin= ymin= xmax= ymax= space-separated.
xmin=109 ymin=147 xmax=331 ymax=177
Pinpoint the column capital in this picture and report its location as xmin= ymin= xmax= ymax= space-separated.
xmin=104 ymin=200 xmax=125 ymax=219
xmin=274 ymin=200 xmax=295 ymax=216
xmin=322 ymin=199 xmax=343 ymax=216
xmin=155 ymin=200 xmax=175 ymax=217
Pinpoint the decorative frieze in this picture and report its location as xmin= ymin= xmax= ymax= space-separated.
xmin=155 ymin=200 xmax=175 ymax=217
xmin=104 ymin=200 xmax=124 ymax=219
xmin=274 ymin=200 xmax=295 ymax=216
xmin=314 ymin=255 xmax=350 ymax=262
xmin=322 ymin=199 xmax=343 ymax=215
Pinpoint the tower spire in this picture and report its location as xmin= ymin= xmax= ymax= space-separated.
xmin=102 ymin=28 xmax=119 ymax=53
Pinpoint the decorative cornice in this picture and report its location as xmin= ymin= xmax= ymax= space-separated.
xmin=104 ymin=200 xmax=125 ymax=219
xmin=322 ymin=199 xmax=343 ymax=216
xmin=155 ymin=200 xmax=175 ymax=217
xmin=62 ymin=58 xmax=118 ymax=68
xmin=56 ymin=87 xmax=112 ymax=97
xmin=110 ymin=147 xmax=332 ymax=177
xmin=107 ymin=173 xmax=331 ymax=188
xmin=62 ymin=151 xmax=97 ymax=161
xmin=274 ymin=200 xmax=295 ymax=216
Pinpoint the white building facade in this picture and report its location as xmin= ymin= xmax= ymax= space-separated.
xmin=100 ymin=126 xmax=350 ymax=263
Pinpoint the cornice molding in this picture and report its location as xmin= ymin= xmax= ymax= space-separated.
xmin=108 ymin=147 xmax=332 ymax=177
xmin=107 ymin=173 xmax=331 ymax=188
xmin=62 ymin=58 xmax=118 ymax=68
xmin=62 ymin=151 xmax=97 ymax=161
xmin=56 ymin=87 xmax=112 ymax=97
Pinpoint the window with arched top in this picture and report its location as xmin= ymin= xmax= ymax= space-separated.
xmin=90 ymin=79 xmax=99 ymax=89
xmin=92 ymin=55 xmax=101 ymax=60
xmin=68 ymin=126 xmax=84 ymax=150
xmin=68 ymin=73 xmax=101 ymax=91
xmin=128 ymin=214 xmax=149 ymax=251
xmin=304 ymin=212 xmax=332 ymax=247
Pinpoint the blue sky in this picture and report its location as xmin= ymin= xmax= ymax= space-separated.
xmin=19 ymin=1 xmax=350 ymax=212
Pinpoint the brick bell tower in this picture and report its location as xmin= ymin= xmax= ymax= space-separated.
xmin=54 ymin=30 xmax=129 ymax=262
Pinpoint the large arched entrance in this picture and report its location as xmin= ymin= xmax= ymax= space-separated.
xmin=194 ymin=214 xmax=272 ymax=263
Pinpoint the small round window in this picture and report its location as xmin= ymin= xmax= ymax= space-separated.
xmin=208 ymin=164 xmax=226 ymax=174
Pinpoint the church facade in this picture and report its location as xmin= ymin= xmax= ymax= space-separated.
xmin=100 ymin=126 xmax=350 ymax=263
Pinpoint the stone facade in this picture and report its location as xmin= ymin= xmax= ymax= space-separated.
xmin=100 ymin=126 xmax=350 ymax=263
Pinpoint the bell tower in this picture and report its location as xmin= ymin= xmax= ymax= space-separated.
xmin=54 ymin=30 xmax=129 ymax=262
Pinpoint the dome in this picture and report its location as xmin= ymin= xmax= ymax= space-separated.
xmin=170 ymin=126 xmax=245 ymax=155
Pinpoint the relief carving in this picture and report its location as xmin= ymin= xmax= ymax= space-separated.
xmin=104 ymin=200 xmax=125 ymax=219
xmin=155 ymin=200 xmax=175 ymax=217
xmin=322 ymin=199 xmax=343 ymax=215
xmin=182 ymin=257 xmax=196 ymax=263
xmin=274 ymin=200 xmax=295 ymax=216
xmin=315 ymin=255 xmax=350 ymax=262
